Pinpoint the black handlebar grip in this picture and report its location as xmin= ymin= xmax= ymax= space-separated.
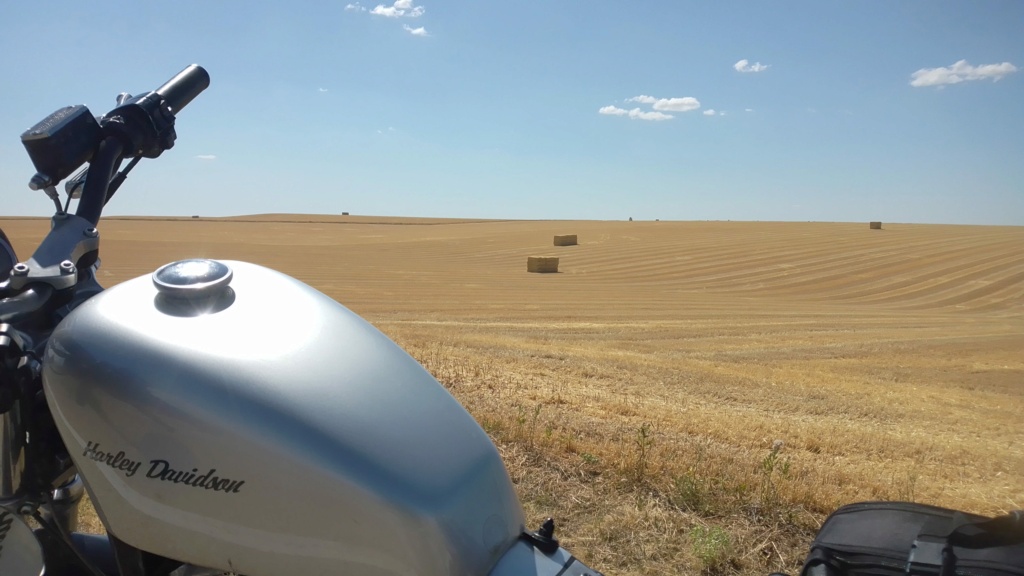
xmin=154 ymin=64 xmax=210 ymax=114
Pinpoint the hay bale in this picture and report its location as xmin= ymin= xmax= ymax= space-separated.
xmin=553 ymin=234 xmax=577 ymax=246
xmin=869 ymin=221 xmax=882 ymax=230
xmin=342 ymin=212 xmax=350 ymax=216
xmin=527 ymin=256 xmax=559 ymax=273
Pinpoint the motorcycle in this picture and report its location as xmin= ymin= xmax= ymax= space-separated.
xmin=0 ymin=65 xmax=602 ymax=576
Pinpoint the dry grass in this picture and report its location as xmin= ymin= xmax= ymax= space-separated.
xmin=2 ymin=216 xmax=1022 ymax=575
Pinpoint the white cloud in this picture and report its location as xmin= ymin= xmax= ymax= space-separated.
xmin=734 ymin=59 xmax=769 ymax=73
xmin=195 ymin=155 xmax=217 ymax=160
xmin=370 ymin=4 xmax=401 ymax=17
xmin=629 ymin=109 xmax=673 ymax=121
xmin=627 ymin=95 xmax=700 ymax=112
xmin=318 ymin=87 xmax=329 ymax=92
xmin=603 ymin=94 xmax=702 ymax=121
xmin=909 ymin=59 xmax=1018 ymax=87
xmin=652 ymin=97 xmax=700 ymax=112
xmin=354 ymin=1 xmax=429 ymax=36
xmin=394 ymin=0 xmax=423 ymax=12
xmin=371 ymin=0 xmax=424 ymax=17
xmin=702 ymin=109 xmax=716 ymax=116
xmin=745 ymin=108 xmax=754 ymax=112
xmin=599 ymin=105 xmax=673 ymax=121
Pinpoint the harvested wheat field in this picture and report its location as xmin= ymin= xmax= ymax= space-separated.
xmin=2 ymin=216 xmax=1022 ymax=575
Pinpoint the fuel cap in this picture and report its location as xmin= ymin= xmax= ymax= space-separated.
xmin=153 ymin=259 xmax=233 ymax=299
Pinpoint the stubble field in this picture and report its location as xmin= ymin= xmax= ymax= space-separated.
xmin=3 ymin=216 xmax=1022 ymax=575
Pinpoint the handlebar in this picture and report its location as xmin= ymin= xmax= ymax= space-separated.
xmin=21 ymin=65 xmax=210 ymax=193
xmin=3 ymin=65 xmax=211 ymax=332
xmin=75 ymin=65 xmax=209 ymax=224
xmin=75 ymin=137 xmax=125 ymax=226
xmin=156 ymin=64 xmax=211 ymax=115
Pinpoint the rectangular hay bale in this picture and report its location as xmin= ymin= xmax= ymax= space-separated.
xmin=869 ymin=221 xmax=882 ymax=229
xmin=527 ymin=256 xmax=559 ymax=273
xmin=553 ymin=234 xmax=578 ymax=246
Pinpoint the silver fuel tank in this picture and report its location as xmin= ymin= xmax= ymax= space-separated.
xmin=42 ymin=259 xmax=526 ymax=575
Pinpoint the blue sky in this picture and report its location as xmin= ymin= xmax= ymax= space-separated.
xmin=1 ymin=1 xmax=1021 ymax=224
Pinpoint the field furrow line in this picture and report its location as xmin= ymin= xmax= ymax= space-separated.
xmin=847 ymin=254 xmax=1024 ymax=305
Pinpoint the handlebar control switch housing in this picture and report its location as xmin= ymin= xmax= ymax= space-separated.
xmin=20 ymin=105 xmax=102 ymax=190
xmin=100 ymin=92 xmax=177 ymax=159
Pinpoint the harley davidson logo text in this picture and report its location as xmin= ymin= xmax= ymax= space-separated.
xmin=82 ymin=442 xmax=244 ymax=493
xmin=146 ymin=460 xmax=245 ymax=494
xmin=82 ymin=441 xmax=142 ymax=477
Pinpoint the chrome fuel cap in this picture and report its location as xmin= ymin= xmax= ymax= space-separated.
xmin=153 ymin=259 xmax=233 ymax=299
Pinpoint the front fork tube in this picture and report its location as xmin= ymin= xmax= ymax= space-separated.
xmin=47 ymin=474 xmax=86 ymax=533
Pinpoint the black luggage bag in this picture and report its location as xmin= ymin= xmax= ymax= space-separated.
xmin=799 ymin=501 xmax=1024 ymax=576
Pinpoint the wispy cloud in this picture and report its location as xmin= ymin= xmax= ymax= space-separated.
xmin=195 ymin=154 xmax=217 ymax=160
xmin=349 ymin=0 xmax=429 ymax=36
xmin=601 ymin=94 xmax=702 ymax=121
xmin=371 ymin=0 xmax=424 ymax=18
xmin=745 ymin=108 xmax=754 ymax=112
xmin=403 ymin=24 xmax=428 ymax=36
xmin=653 ymin=97 xmax=700 ymax=112
xmin=318 ymin=87 xmax=329 ymax=92
xmin=734 ymin=59 xmax=769 ymax=73
xmin=910 ymin=60 xmax=1017 ymax=87
xmin=599 ymin=105 xmax=673 ymax=121
xmin=702 ymin=109 xmax=716 ymax=116
xmin=626 ymin=95 xmax=701 ymax=112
